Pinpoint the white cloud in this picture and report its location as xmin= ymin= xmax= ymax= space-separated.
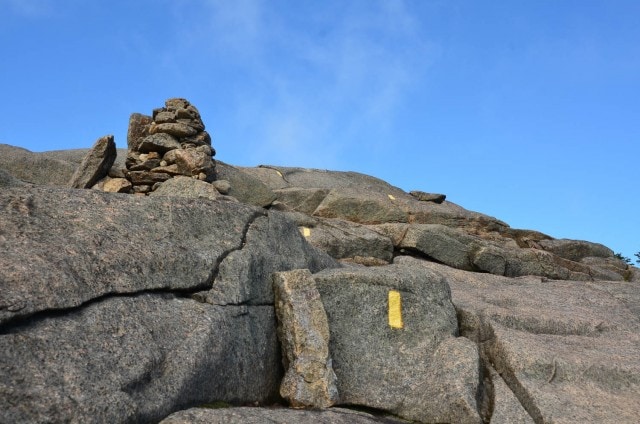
xmin=168 ymin=0 xmax=436 ymax=167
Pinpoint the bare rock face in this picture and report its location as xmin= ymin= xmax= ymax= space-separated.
xmin=1 ymin=294 xmax=280 ymax=424
xmin=0 ymin=143 xmax=123 ymax=186
xmin=272 ymin=269 xmax=338 ymax=408
xmin=159 ymin=406 xmax=404 ymax=424
xmin=215 ymin=161 xmax=276 ymax=207
xmin=0 ymin=184 xmax=339 ymax=424
xmin=0 ymin=168 xmax=27 ymax=188
xmin=398 ymin=257 xmax=640 ymax=424
xmin=312 ymin=264 xmax=483 ymax=424
xmin=290 ymin=215 xmax=394 ymax=266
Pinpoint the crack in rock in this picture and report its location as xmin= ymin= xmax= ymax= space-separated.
xmin=0 ymin=209 xmax=268 ymax=335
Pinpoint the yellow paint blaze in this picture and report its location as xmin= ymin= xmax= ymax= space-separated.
xmin=301 ymin=227 xmax=311 ymax=237
xmin=388 ymin=194 xmax=396 ymax=200
xmin=388 ymin=290 xmax=403 ymax=329
xmin=276 ymin=170 xmax=283 ymax=177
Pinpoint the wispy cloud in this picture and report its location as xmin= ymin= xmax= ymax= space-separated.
xmin=167 ymin=0 xmax=436 ymax=168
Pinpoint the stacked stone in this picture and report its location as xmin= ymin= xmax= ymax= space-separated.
xmin=124 ymin=98 xmax=216 ymax=194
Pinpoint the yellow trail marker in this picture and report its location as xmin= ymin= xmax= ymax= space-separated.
xmin=388 ymin=194 xmax=396 ymax=200
xmin=301 ymin=227 xmax=311 ymax=237
xmin=388 ymin=290 xmax=403 ymax=329
xmin=276 ymin=170 xmax=283 ymax=177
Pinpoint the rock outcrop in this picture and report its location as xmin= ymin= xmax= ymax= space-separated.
xmin=0 ymin=185 xmax=338 ymax=423
xmin=1 ymin=111 xmax=639 ymax=424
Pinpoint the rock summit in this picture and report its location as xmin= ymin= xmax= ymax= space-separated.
xmin=0 ymin=98 xmax=638 ymax=424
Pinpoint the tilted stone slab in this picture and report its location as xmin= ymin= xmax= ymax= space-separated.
xmin=313 ymin=264 xmax=483 ymax=424
xmin=273 ymin=269 xmax=338 ymax=408
xmin=273 ymin=187 xmax=331 ymax=215
xmin=68 ymin=134 xmax=117 ymax=189
xmin=241 ymin=165 xmax=509 ymax=233
xmin=373 ymin=223 xmax=619 ymax=281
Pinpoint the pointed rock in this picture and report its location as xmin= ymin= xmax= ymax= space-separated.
xmin=68 ymin=135 xmax=117 ymax=189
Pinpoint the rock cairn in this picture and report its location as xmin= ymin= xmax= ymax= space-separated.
xmin=124 ymin=98 xmax=216 ymax=195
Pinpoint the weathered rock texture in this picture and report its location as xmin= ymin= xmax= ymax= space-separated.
xmin=160 ymin=406 xmax=405 ymax=424
xmin=1 ymin=138 xmax=639 ymax=424
xmin=123 ymin=98 xmax=216 ymax=194
xmin=0 ymin=143 xmax=124 ymax=186
xmin=313 ymin=265 xmax=483 ymax=424
xmin=396 ymin=256 xmax=640 ymax=424
xmin=273 ymin=269 xmax=338 ymax=408
xmin=1 ymin=295 xmax=279 ymax=423
xmin=0 ymin=184 xmax=338 ymax=423
xmin=68 ymin=134 xmax=117 ymax=188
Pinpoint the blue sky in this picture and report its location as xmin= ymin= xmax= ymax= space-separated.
xmin=1 ymin=0 xmax=638 ymax=259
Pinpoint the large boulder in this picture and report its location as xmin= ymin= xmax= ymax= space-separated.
xmin=193 ymin=211 xmax=338 ymax=307
xmin=397 ymin=257 xmax=640 ymax=423
xmin=149 ymin=175 xmax=224 ymax=201
xmin=312 ymin=264 xmax=483 ymax=423
xmin=215 ymin=161 xmax=276 ymax=207
xmin=0 ymin=185 xmax=258 ymax=324
xmin=538 ymin=238 xmax=614 ymax=262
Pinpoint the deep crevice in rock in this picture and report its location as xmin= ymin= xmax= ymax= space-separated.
xmin=456 ymin=307 xmax=545 ymax=424
xmin=391 ymin=248 xmax=444 ymax=265
xmin=476 ymin=354 xmax=495 ymax=424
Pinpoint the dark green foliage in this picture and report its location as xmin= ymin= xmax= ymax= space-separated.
xmin=635 ymin=251 xmax=640 ymax=265
xmin=615 ymin=252 xmax=632 ymax=264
